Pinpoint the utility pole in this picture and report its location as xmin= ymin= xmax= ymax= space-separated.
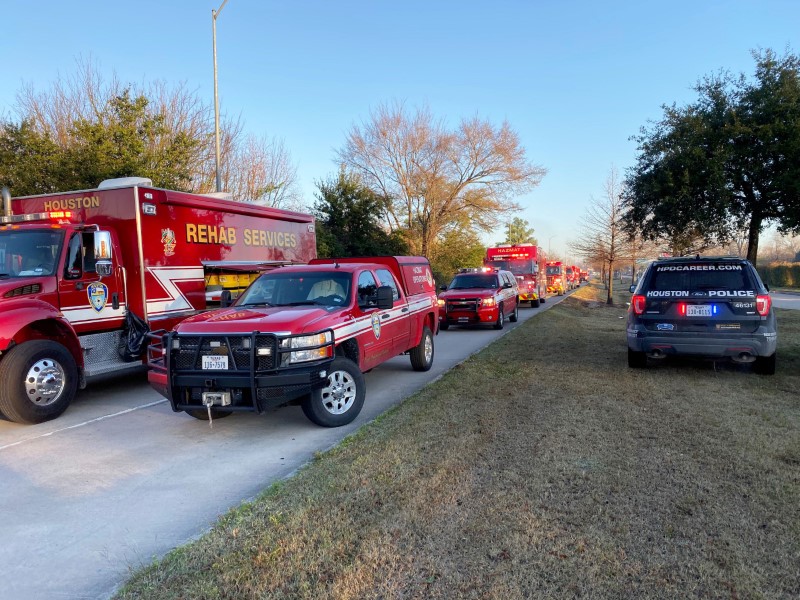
xmin=212 ymin=0 xmax=230 ymax=193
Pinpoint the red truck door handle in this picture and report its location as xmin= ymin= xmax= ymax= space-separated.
xmin=401 ymin=307 xmax=409 ymax=313
xmin=381 ymin=314 xmax=389 ymax=319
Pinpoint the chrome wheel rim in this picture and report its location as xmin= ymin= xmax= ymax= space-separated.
xmin=24 ymin=358 xmax=67 ymax=406
xmin=423 ymin=334 xmax=433 ymax=364
xmin=321 ymin=369 xmax=357 ymax=415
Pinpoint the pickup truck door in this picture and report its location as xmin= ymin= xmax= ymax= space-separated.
xmin=374 ymin=267 xmax=411 ymax=355
xmin=355 ymin=270 xmax=396 ymax=370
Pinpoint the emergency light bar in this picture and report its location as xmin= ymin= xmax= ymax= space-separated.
xmin=0 ymin=211 xmax=73 ymax=224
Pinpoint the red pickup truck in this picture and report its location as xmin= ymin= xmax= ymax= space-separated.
xmin=148 ymin=256 xmax=438 ymax=427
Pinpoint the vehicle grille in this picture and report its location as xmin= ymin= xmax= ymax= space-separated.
xmin=172 ymin=334 xmax=277 ymax=371
xmin=446 ymin=298 xmax=480 ymax=312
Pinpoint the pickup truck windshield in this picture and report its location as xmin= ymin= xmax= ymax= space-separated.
xmin=238 ymin=271 xmax=352 ymax=307
xmin=0 ymin=230 xmax=63 ymax=277
xmin=448 ymin=274 xmax=498 ymax=289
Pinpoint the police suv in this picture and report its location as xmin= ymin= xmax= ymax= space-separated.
xmin=627 ymin=256 xmax=777 ymax=374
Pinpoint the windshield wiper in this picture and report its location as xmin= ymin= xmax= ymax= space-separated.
xmin=274 ymin=300 xmax=323 ymax=306
xmin=241 ymin=301 xmax=273 ymax=307
xmin=0 ymin=273 xmax=10 ymax=279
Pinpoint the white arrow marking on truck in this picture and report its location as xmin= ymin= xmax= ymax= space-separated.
xmin=147 ymin=267 xmax=204 ymax=316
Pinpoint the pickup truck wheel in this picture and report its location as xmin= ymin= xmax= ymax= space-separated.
xmin=494 ymin=306 xmax=505 ymax=330
xmin=410 ymin=326 xmax=434 ymax=371
xmin=185 ymin=409 xmax=233 ymax=421
xmin=627 ymin=347 xmax=647 ymax=369
xmin=509 ymin=303 xmax=519 ymax=322
xmin=302 ymin=357 xmax=365 ymax=427
xmin=0 ymin=340 xmax=78 ymax=424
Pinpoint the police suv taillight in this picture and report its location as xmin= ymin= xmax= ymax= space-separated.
xmin=756 ymin=294 xmax=771 ymax=316
xmin=631 ymin=294 xmax=647 ymax=315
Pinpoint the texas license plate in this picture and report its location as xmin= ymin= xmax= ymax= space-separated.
xmin=686 ymin=305 xmax=712 ymax=317
xmin=202 ymin=355 xmax=228 ymax=370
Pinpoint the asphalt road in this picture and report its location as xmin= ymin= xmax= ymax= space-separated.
xmin=772 ymin=290 xmax=800 ymax=310
xmin=0 ymin=292 xmax=573 ymax=600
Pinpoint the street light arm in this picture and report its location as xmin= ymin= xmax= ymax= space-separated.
xmin=213 ymin=0 xmax=229 ymax=19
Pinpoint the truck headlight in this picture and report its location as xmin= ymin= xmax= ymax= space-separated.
xmin=480 ymin=297 xmax=496 ymax=307
xmin=437 ymin=298 xmax=445 ymax=307
xmin=280 ymin=331 xmax=332 ymax=349
xmin=279 ymin=331 xmax=334 ymax=365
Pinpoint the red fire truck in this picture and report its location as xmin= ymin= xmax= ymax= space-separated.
xmin=484 ymin=243 xmax=547 ymax=307
xmin=0 ymin=178 xmax=316 ymax=424
xmin=147 ymin=256 xmax=439 ymax=427
xmin=546 ymin=261 xmax=567 ymax=295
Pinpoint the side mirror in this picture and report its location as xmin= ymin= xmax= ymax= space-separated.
xmin=629 ymin=285 xmax=636 ymax=294
xmin=503 ymin=282 xmax=513 ymax=289
xmin=440 ymin=285 xmax=447 ymax=291
xmin=220 ymin=290 xmax=232 ymax=308
xmin=376 ymin=285 xmax=394 ymax=309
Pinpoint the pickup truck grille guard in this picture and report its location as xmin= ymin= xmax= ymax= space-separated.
xmin=147 ymin=329 xmax=333 ymax=414
xmin=445 ymin=298 xmax=480 ymax=312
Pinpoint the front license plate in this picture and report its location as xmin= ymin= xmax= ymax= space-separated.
xmin=686 ymin=305 xmax=712 ymax=317
xmin=458 ymin=317 xmax=469 ymax=322
xmin=202 ymin=355 xmax=229 ymax=370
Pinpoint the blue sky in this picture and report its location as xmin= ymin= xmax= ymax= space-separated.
xmin=2 ymin=0 xmax=798 ymax=260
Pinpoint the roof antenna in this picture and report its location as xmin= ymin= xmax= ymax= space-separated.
xmin=696 ymin=254 xmax=700 ymax=260
xmin=334 ymin=260 xmax=339 ymax=268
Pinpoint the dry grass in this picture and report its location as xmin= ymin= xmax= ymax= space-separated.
xmin=116 ymin=284 xmax=800 ymax=599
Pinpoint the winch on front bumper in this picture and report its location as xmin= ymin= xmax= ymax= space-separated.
xmin=147 ymin=330 xmax=334 ymax=414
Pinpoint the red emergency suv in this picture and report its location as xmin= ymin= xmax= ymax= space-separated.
xmin=438 ymin=268 xmax=519 ymax=330
xmin=148 ymin=256 xmax=438 ymax=427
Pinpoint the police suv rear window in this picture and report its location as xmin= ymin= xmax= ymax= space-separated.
xmin=647 ymin=263 xmax=753 ymax=296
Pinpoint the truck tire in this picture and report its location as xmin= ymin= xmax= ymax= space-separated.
xmin=410 ymin=326 xmax=434 ymax=371
xmin=509 ymin=303 xmax=519 ymax=322
xmin=0 ymin=340 xmax=78 ymax=424
xmin=302 ymin=357 xmax=365 ymax=427
xmin=494 ymin=305 xmax=505 ymax=330
xmin=532 ymin=298 xmax=540 ymax=308
xmin=439 ymin=320 xmax=450 ymax=331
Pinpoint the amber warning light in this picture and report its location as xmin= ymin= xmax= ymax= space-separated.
xmin=49 ymin=211 xmax=73 ymax=219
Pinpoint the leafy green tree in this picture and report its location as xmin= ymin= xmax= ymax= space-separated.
xmin=624 ymin=49 xmax=800 ymax=265
xmin=0 ymin=120 xmax=68 ymax=196
xmin=499 ymin=217 xmax=537 ymax=245
xmin=314 ymin=169 xmax=408 ymax=258
xmin=428 ymin=220 xmax=487 ymax=287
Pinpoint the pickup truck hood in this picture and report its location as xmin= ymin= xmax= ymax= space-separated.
xmin=439 ymin=289 xmax=495 ymax=300
xmin=175 ymin=305 xmax=347 ymax=335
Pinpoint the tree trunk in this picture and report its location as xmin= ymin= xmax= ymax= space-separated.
xmin=746 ymin=215 xmax=762 ymax=266
xmin=606 ymin=259 xmax=614 ymax=304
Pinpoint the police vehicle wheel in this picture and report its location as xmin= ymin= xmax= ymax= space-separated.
xmin=509 ymin=303 xmax=519 ymax=322
xmin=0 ymin=340 xmax=78 ymax=424
xmin=754 ymin=352 xmax=776 ymax=375
xmin=302 ymin=357 xmax=365 ymax=427
xmin=439 ymin=321 xmax=450 ymax=330
xmin=410 ymin=326 xmax=434 ymax=371
xmin=185 ymin=409 xmax=233 ymax=420
xmin=627 ymin=347 xmax=647 ymax=369
xmin=494 ymin=305 xmax=505 ymax=330
xmin=532 ymin=298 xmax=540 ymax=308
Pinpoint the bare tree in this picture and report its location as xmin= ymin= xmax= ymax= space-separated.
xmin=225 ymin=135 xmax=301 ymax=209
xmin=573 ymin=167 xmax=629 ymax=305
xmin=337 ymin=102 xmax=546 ymax=256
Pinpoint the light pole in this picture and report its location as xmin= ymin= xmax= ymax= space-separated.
xmin=212 ymin=0 xmax=230 ymax=193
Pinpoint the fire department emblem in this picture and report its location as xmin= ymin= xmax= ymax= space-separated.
xmin=161 ymin=228 xmax=176 ymax=257
xmin=87 ymin=282 xmax=108 ymax=312
xmin=371 ymin=313 xmax=381 ymax=339
xmin=425 ymin=268 xmax=434 ymax=287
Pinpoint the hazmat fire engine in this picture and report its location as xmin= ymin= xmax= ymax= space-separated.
xmin=546 ymin=261 xmax=567 ymax=295
xmin=0 ymin=178 xmax=316 ymax=424
xmin=484 ymin=244 xmax=547 ymax=307
xmin=147 ymin=256 xmax=439 ymax=427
